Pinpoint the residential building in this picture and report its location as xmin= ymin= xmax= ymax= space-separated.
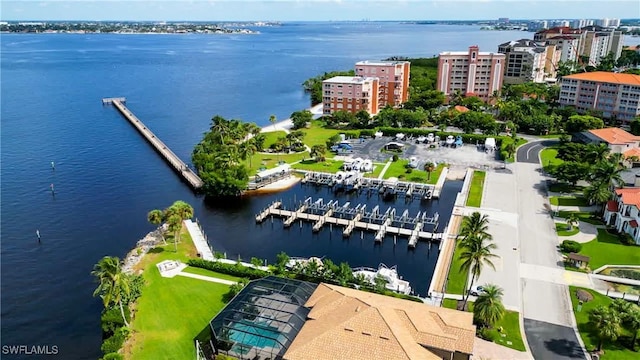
xmin=355 ymin=60 xmax=410 ymax=109
xmin=604 ymin=186 xmax=640 ymax=245
xmin=497 ymin=39 xmax=549 ymax=84
xmin=527 ymin=20 xmax=548 ymax=31
xmin=581 ymin=26 xmax=625 ymax=64
xmin=573 ymin=127 xmax=640 ymax=153
xmin=558 ymin=72 xmax=640 ymax=122
xmin=437 ymin=45 xmax=506 ymax=102
xmin=284 ymin=283 xmax=476 ymax=360
xmin=544 ymin=44 xmax=562 ymax=81
xmin=322 ymin=76 xmax=379 ymax=115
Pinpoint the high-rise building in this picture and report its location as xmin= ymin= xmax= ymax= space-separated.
xmin=497 ymin=39 xmax=549 ymax=84
xmin=322 ymin=76 xmax=379 ymax=115
xmin=436 ymin=45 xmax=505 ymax=102
xmin=354 ymin=60 xmax=410 ymax=110
xmin=535 ymin=25 xmax=625 ymax=66
xmin=559 ymin=72 xmax=640 ymax=122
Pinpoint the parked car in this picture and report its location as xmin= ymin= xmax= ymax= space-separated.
xmin=470 ymin=285 xmax=485 ymax=296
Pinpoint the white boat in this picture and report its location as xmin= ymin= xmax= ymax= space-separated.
xmin=445 ymin=135 xmax=455 ymax=146
xmin=334 ymin=171 xmax=346 ymax=184
xmin=395 ymin=133 xmax=405 ymax=141
xmin=352 ymin=263 xmax=412 ymax=295
xmin=426 ymin=133 xmax=435 ymax=143
xmin=409 ymin=156 xmax=419 ymax=168
xmin=360 ymin=159 xmax=373 ymax=172
xmin=285 ymin=256 xmax=324 ymax=270
xmin=416 ymin=135 xmax=426 ymax=143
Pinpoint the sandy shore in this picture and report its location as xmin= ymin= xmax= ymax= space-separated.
xmin=244 ymin=175 xmax=301 ymax=195
xmin=260 ymin=103 xmax=323 ymax=133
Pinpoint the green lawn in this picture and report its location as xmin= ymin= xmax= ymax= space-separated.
xmin=382 ymin=161 xmax=445 ymax=184
xmin=558 ymin=211 xmax=605 ymax=226
xmin=540 ymin=147 xmax=563 ymax=169
xmin=124 ymin=231 xmax=231 ymax=360
xmin=556 ymin=222 xmax=580 ymax=237
xmin=538 ymin=134 xmax=563 ymax=139
xmin=505 ymin=138 xmax=528 ymax=163
xmin=291 ymin=159 xmax=344 ymax=173
xmin=441 ymin=300 xmax=526 ymax=352
xmin=261 ymin=130 xmax=287 ymax=148
xmin=569 ymin=286 xmax=638 ymax=359
xmin=550 ymin=196 xmax=589 ymax=207
xmin=445 ymin=244 xmax=467 ymax=295
xmin=300 ymin=120 xmax=344 ymax=147
xmin=365 ymin=163 xmax=386 ymax=179
xmin=466 ymin=171 xmax=486 ymax=207
xmin=548 ymin=183 xmax=585 ymax=194
xmin=245 ymin=151 xmax=310 ymax=175
xmin=578 ymin=229 xmax=640 ymax=269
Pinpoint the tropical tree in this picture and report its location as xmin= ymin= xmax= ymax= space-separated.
xmin=92 ymin=256 xmax=131 ymax=327
xmin=588 ymin=305 xmax=621 ymax=352
xmin=269 ymin=114 xmax=277 ymax=130
xmin=336 ymin=262 xmax=353 ymax=286
xmin=290 ymin=110 xmax=313 ymax=130
xmin=167 ymin=214 xmax=182 ymax=252
xmin=566 ymin=213 xmax=580 ymax=231
xmin=583 ymin=181 xmax=611 ymax=214
xmin=374 ymin=274 xmax=388 ymax=293
xmin=623 ymin=305 xmax=640 ymax=349
xmin=310 ymin=144 xmax=327 ymax=162
xmin=147 ymin=209 xmax=166 ymax=244
xmin=423 ymin=162 xmax=435 ymax=181
xmin=591 ymin=160 xmax=623 ymax=188
xmin=473 ymin=284 xmax=505 ymax=328
xmin=459 ymin=234 xmax=498 ymax=309
xmin=503 ymin=141 xmax=517 ymax=161
xmin=238 ymin=140 xmax=258 ymax=169
xmin=458 ymin=212 xmax=492 ymax=246
xmin=275 ymin=251 xmax=290 ymax=274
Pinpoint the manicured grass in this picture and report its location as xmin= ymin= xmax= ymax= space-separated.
xmin=550 ymin=196 xmax=589 ymax=207
xmin=124 ymin=231 xmax=232 ymax=360
xmin=442 ymin=300 xmax=526 ymax=352
xmin=556 ymin=222 xmax=580 ymax=237
xmin=365 ymin=163 xmax=386 ymax=179
xmin=382 ymin=161 xmax=445 ymax=184
xmin=558 ymin=211 xmax=605 ymax=226
xmin=538 ymin=134 xmax=563 ymax=139
xmin=505 ymin=138 xmax=528 ymax=163
xmin=466 ymin=170 xmax=486 ymax=207
xmin=548 ymin=182 xmax=585 ymax=194
xmin=569 ymin=286 xmax=638 ymax=359
xmin=540 ymin=147 xmax=563 ymax=169
xmin=300 ymin=120 xmax=344 ymax=147
xmin=181 ymin=266 xmax=242 ymax=282
xmin=578 ymin=229 xmax=640 ymax=269
xmin=246 ymin=151 xmax=310 ymax=175
xmin=291 ymin=159 xmax=344 ymax=173
xmin=260 ymin=130 xmax=287 ymax=148
xmin=445 ymin=244 xmax=467 ymax=295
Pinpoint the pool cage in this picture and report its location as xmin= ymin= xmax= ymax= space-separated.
xmin=198 ymin=276 xmax=318 ymax=360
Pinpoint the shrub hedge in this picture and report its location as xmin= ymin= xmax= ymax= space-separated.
xmin=187 ymin=259 xmax=271 ymax=279
xmin=560 ymin=240 xmax=582 ymax=253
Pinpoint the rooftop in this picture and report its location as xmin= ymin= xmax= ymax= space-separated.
xmin=356 ymin=60 xmax=409 ymax=66
xmin=323 ymin=76 xmax=377 ymax=84
xmin=498 ymin=39 xmax=545 ymax=49
xmin=439 ymin=51 xmax=505 ymax=57
xmin=588 ymin=127 xmax=640 ymax=145
xmin=284 ymin=283 xmax=475 ymax=360
xmin=614 ymin=187 xmax=640 ymax=209
xmin=563 ymin=71 xmax=640 ymax=86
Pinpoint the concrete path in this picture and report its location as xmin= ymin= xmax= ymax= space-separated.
xmin=183 ymin=219 xmax=214 ymax=261
xmin=472 ymin=338 xmax=532 ymax=360
xmin=555 ymin=205 xmax=599 ymax=212
xmin=554 ymin=220 xmax=602 ymax=243
xmin=377 ymin=160 xmax=392 ymax=179
xmin=176 ymin=271 xmax=236 ymax=285
xmin=261 ymin=104 xmax=323 ymax=133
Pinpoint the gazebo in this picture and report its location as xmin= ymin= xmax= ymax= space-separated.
xmin=567 ymin=253 xmax=590 ymax=269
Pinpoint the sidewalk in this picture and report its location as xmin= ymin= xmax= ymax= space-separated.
xmin=553 ymin=219 xmax=603 ymax=243
xmin=183 ymin=219 xmax=215 ymax=261
xmin=176 ymin=271 xmax=237 ymax=285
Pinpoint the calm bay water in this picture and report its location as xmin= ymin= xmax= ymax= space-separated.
xmin=2 ymin=23 xmax=531 ymax=359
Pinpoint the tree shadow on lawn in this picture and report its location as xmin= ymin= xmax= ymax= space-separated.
xmin=148 ymin=247 xmax=165 ymax=254
xmin=577 ymin=322 xmax=635 ymax=353
xmin=543 ymin=337 xmax=584 ymax=358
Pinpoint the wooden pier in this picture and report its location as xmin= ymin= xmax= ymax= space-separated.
xmin=103 ymin=97 xmax=204 ymax=190
xmin=255 ymin=197 xmax=442 ymax=248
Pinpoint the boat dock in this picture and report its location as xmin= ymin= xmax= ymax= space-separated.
xmin=300 ymin=171 xmax=438 ymax=200
xmin=103 ymin=97 xmax=204 ymax=190
xmin=255 ymin=197 xmax=442 ymax=247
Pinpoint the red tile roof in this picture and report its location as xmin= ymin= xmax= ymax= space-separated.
xmin=589 ymin=127 xmax=640 ymax=145
xmin=630 ymin=220 xmax=638 ymax=228
xmin=607 ymin=200 xmax=618 ymax=212
xmin=563 ymin=71 xmax=640 ymax=86
xmin=624 ymin=148 xmax=640 ymax=159
xmin=454 ymin=105 xmax=470 ymax=113
xmin=615 ymin=188 xmax=640 ymax=208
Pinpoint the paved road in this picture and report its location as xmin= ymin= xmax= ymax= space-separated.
xmin=515 ymin=143 xmax=587 ymax=360
xmin=516 ymin=140 xmax=558 ymax=164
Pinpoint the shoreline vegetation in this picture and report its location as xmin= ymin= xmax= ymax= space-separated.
xmin=0 ymin=21 xmax=278 ymax=34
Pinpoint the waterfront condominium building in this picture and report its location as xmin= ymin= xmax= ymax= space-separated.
xmin=436 ymin=45 xmax=506 ymax=102
xmin=559 ymin=72 xmax=640 ymax=123
xmin=354 ymin=60 xmax=410 ymax=110
xmin=534 ymin=26 xmax=625 ymax=66
xmin=321 ymin=76 xmax=379 ymax=115
xmin=497 ymin=39 xmax=551 ymax=84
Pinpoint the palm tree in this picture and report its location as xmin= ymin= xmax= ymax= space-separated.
xmin=336 ymin=262 xmax=353 ymax=286
xmin=583 ymin=181 xmax=611 ymax=214
xmin=589 ymin=305 xmax=621 ymax=352
xmin=147 ymin=209 xmax=167 ymax=244
xmin=239 ymin=140 xmax=257 ymax=168
xmin=458 ymin=212 xmax=492 ymax=246
xmin=167 ymin=214 xmax=182 ymax=252
xmin=566 ymin=213 xmax=580 ymax=231
xmin=459 ymin=234 xmax=498 ymax=309
xmin=166 ymin=201 xmax=194 ymax=251
xmin=473 ymin=284 xmax=505 ymax=328
xmin=210 ymin=115 xmax=230 ymax=144
xmin=92 ymin=256 xmax=131 ymax=327
xmin=269 ymin=114 xmax=277 ymax=130
xmin=423 ymin=162 xmax=435 ymax=181
xmin=592 ymin=160 xmax=623 ymax=188
xmin=503 ymin=141 xmax=517 ymax=161
xmin=310 ymin=144 xmax=327 ymax=162
xmin=623 ymin=305 xmax=640 ymax=349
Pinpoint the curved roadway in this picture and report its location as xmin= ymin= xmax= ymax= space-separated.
xmin=515 ymin=139 xmax=587 ymax=360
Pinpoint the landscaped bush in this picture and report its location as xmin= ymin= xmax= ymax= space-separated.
xmin=101 ymin=306 xmax=130 ymax=337
xmin=619 ymin=233 xmax=636 ymax=246
xmin=392 ymin=154 xmax=399 ymax=162
xmin=378 ymin=127 xmax=507 ymax=146
xmin=188 ymin=259 xmax=271 ymax=279
xmin=101 ymin=327 xmax=128 ymax=355
xmin=477 ymin=327 xmax=496 ymax=341
xmin=560 ymin=240 xmax=582 ymax=253
xmin=359 ymin=129 xmax=376 ymax=137
xmin=101 ymin=353 xmax=124 ymax=360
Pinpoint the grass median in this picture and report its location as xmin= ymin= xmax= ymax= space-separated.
xmin=466 ymin=170 xmax=485 ymax=207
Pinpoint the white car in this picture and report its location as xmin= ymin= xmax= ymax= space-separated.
xmin=470 ymin=285 xmax=486 ymax=296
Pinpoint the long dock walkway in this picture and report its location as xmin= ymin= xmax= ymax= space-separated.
xmin=103 ymin=97 xmax=204 ymax=190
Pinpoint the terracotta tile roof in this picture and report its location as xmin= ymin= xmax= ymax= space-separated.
xmin=284 ymin=284 xmax=475 ymax=360
xmin=454 ymin=105 xmax=470 ymax=113
xmin=563 ymin=71 xmax=640 ymax=85
xmin=631 ymin=220 xmax=638 ymax=228
xmin=624 ymin=148 xmax=640 ymax=158
xmin=607 ymin=200 xmax=619 ymax=212
xmin=588 ymin=127 xmax=640 ymax=145
xmin=615 ymin=187 xmax=640 ymax=208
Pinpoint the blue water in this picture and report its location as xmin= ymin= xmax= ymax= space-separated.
xmin=1 ymin=22 xmax=536 ymax=359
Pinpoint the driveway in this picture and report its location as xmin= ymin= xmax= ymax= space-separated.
xmin=524 ymin=319 xmax=585 ymax=359
xmin=516 ymin=140 xmax=558 ymax=164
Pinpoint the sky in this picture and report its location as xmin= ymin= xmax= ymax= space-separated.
xmin=1 ymin=0 xmax=639 ymax=22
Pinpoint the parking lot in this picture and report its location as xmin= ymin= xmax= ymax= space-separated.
xmin=339 ymin=136 xmax=503 ymax=169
